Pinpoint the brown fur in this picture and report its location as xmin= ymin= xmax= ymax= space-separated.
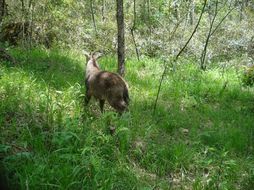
xmin=84 ymin=52 xmax=129 ymax=113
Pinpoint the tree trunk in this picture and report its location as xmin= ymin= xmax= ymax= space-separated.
xmin=240 ymin=3 xmax=243 ymax=21
xmin=90 ymin=0 xmax=97 ymax=33
xmin=131 ymin=0 xmax=140 ymax=61
xmin=147 ymin=0 xmax=152 ymax=54
xmin=20 ymin=0 xmax=25 ymax=46
xmin=173 ymin=2 xmax=179 ymax=20
xmin=116 ymin=0 xmax=125 ymax=76
xmin=189 ymin=0 xmax=194 ymax=25
xmin=28 ymin=0 xmax=34 ymax=49
xmin=0 ymin=0 xmax=5 ymax=23
xmin=101 ymin=0 xmax=105 ymax=22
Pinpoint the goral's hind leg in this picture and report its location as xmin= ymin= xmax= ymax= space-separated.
xmin=99 ymin=99 xmax=105 ymax=113
xmin=85 ymin=92 xmax=91 ymax=106
xmin=84 ymin=78 xmax=91 ymax=106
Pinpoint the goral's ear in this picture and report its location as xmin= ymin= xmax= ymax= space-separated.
xmin=93 ymin=51 xmax=103 ymax=60
xmin=82 ymin=50 xmax=91 ymax=62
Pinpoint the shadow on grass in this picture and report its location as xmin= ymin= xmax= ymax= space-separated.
xmin=8 ymin=47 xmax=85 ymax=90
xmin=0 ymin=163 xmax=12 ymax=190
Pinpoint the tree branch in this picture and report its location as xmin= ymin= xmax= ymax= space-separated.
xmin=153 ymin=0 xmax=207 ymax=114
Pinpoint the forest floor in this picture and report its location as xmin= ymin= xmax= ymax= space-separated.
xmin=0 ymin=47 xmax=254 ymax=189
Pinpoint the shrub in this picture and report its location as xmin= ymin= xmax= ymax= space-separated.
xmin=242 ymin=64 xmax=254 ymax=86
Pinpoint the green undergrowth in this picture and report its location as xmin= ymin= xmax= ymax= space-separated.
xmin=0 ymin=47 xmax=254 ymax=189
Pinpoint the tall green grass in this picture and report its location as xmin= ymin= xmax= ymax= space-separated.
xmin=0 ymin=47 xmax=254 ymax=189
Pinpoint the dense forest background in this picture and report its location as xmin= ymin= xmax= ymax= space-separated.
xmin=1 ymin=0 xmax=254 ymax=63
xmin=1 ymin=0 xmax=254 ymax=189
